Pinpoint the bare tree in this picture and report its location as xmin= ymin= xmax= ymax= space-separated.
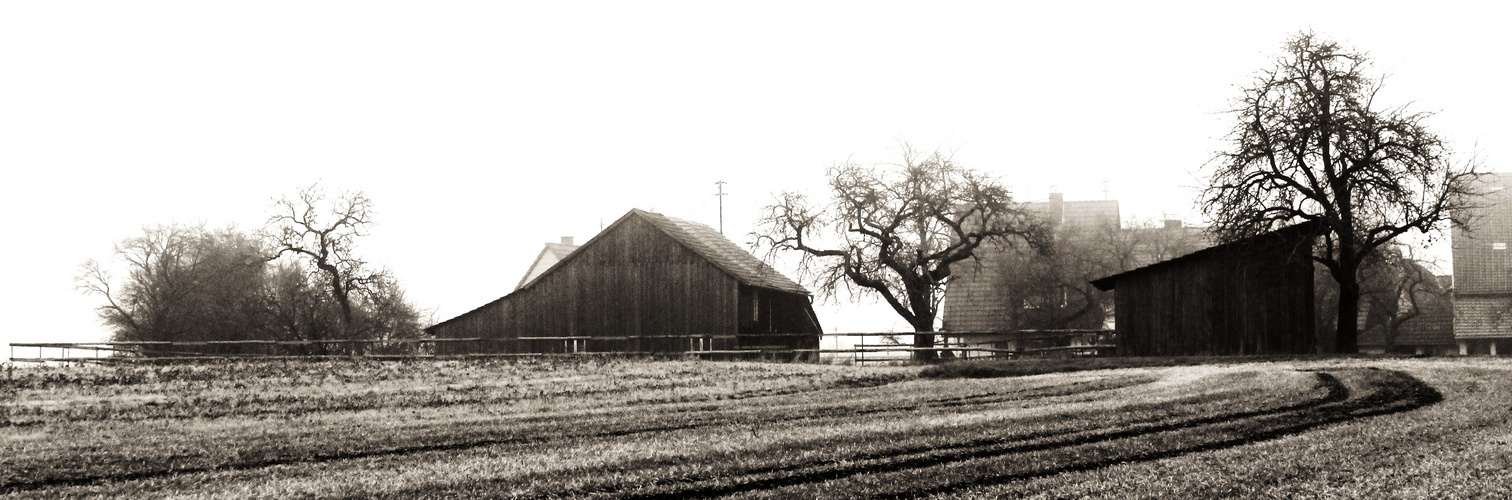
xmin=1358 ymin=244 xmax=1447 ymax=350
xmin=1201 ymin=32 xmax=1482 ymax=352
xmin=999 ymin=219 xmax=1206 ymax=331
xmin=754 ymin=147 xmax=1048 ymax=361
xmin=265 ymin=183 xmax=386 ymax=336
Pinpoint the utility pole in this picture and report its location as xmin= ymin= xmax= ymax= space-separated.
xmin=715 ymin=180 xmax=728 ymax=234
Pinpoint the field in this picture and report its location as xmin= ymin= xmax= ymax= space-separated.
xmin=0 ymin=356 xmax=1508 ymax=499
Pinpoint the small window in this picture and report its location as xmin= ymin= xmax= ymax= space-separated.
xmin=1495 ymin=242 xmax=1507 ymax=250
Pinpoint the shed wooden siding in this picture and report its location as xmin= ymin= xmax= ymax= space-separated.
xmin=429 ymin=211 xmax=819 ymax=354
xmin=1092 ymin=224 xmax=1318 ymax=356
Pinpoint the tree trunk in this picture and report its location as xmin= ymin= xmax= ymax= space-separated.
xmin=906 ymin=286 xmax=940 ymax=363
xmin=1336 ymin=281 xmax=1361 ymax=354
xmin=912 ymin=325 xmax=938 ymax=363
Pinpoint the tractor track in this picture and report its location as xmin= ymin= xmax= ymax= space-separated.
xmin=0 ymin=374 xmax=1151 ymax=494
xmin=363 ymin=371 xmax=1340 ymax=499
xmin=603 ymin=369 xmax=1437 ymax=500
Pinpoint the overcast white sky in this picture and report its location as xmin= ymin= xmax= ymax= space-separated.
xmin=3 ymin=1 xmax=1508 ymax=351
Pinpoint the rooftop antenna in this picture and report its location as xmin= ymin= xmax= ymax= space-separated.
xmin=715 ymin=180 xmax=728 ymax=234
xmin=1102 ymin=180 xmax=1110 ymax=200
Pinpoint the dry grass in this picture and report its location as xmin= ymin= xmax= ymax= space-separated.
xmin=0 ymin=356 xmax=1502 ymax=498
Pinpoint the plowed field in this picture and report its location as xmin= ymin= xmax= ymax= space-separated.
xmin=1 ymin=357 xmax=1504 ymax=499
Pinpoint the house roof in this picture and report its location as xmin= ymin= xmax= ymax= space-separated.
xmin=1451 ymin=294 xmax=1512 ymax=339
xmin=1358 ymin=294 xmax=1455 ymax=346
xmin=1090 ymin=221 xmax=1324 ymax=291
xmin=514 ymin=242 xmax=580 ymax=291
xmin=543 ymin=242 xmax=577 ymax=260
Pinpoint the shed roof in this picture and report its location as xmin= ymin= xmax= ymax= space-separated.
xmin=1090 ymin=221 xmax=1323 ymax=291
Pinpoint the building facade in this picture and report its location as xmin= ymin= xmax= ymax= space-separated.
xmin=1452 ymin=172 xmax=1512 ymax=355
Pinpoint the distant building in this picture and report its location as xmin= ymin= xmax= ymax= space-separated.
xmin=1032 ymin=192 xmax=1121 ymax=228
xmin=516 ymin=237 xmax=579 ymax=290
xmin=940 ymin=192 xmax=1206 ymax=333
xmin=427 ymin=209 xmax=822 ymax=357
xmin=941 ymin=192 xmax=1121 ymax=333
xmin=1452 ymin=172 xmax=1512 ymax=355
xmin=1090 ymin=222 xmax=1321 ymax=356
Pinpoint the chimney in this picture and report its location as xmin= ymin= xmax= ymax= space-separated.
xmin=1164 ymin=219 xmax=1182 ymax=229
xmin=560 ymin=236 xmax=574 ymax=246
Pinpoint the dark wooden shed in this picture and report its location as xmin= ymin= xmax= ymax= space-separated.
xmin=1089 ymin=222 xmax=1320 ymax=356
xmin=426 ymin=209 xmax=822 ymax=356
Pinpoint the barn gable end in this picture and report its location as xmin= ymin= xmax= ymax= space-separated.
xmin=427 ymin=209 xmax=820 ymax=355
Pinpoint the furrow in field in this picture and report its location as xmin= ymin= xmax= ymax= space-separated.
xmin=0 ymin=372 xmax=1153 ymax=493
xmin=349 ymin=370 xmax=1314 ymax=499
xmin=797 ymin=368 xmax=1442 ymax=500
xmin=575 ymin=371 xmax=1344 ymax=500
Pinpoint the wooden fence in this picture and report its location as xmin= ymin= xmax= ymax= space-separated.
xmin=7 ymin=330 xmax=1114 ymax=365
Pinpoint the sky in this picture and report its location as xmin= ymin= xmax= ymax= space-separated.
xmin=3 ymin=1 xmax=1509 ymax=353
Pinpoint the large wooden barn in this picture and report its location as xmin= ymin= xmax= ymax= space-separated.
xmin=1089 ymin=222 xmax=1321 ymax=356
xmin=427 ymin=209 xmax=822 ymax=356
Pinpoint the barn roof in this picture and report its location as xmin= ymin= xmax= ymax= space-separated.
xmin=516 ymin=208 xmax=809 ymax=295
xmin=632 ymin=209 xmax=810 ymax=295
xmin=1090 ymin=221 xmax=1324 ymax=291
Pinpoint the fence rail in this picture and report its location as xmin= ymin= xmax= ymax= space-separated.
xmin=9 ymin=330 xmax=1114 ymax=365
